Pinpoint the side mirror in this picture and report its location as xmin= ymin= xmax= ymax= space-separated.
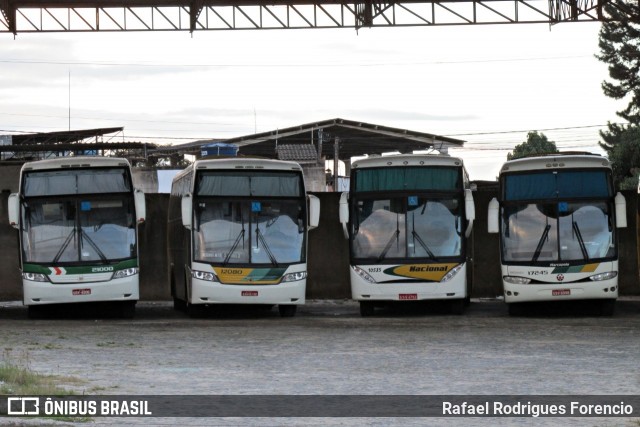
xmin=181 ymin=194 xmax=193 ymax=230
xmin=339 ymin=192 xmax=349 ymax=239
xmin=308 ymin=194 xmax=320 ymax=230
xmin=615 ymin=192 xmax=627 ymax=228
xmin=487 ymin=197 xmax=499 ymax=234
xmin=464 ymin=189 xmax=475 ymax=238
xmin=8 ymin=193 xmax=19 ymax=229
xmin=133 ymin=189 xmax=146 ymax=224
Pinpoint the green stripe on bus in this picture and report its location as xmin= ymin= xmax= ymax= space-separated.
xmin=23 ymin=259 xmax=138 ymax=275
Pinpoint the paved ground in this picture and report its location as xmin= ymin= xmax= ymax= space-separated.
xmin=0 ymin=298 xmax=639 ymax=426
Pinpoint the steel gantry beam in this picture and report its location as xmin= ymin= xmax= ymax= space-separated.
xmin=0 ymin=0 xmax=637 ymax=34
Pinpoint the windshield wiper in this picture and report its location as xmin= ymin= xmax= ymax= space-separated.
xmin=53 ymin=228 xmax=77 ymax=264
xmin=411 ymin=213 xmax=438 ymax=261
xmin=377 ymin=229 xmax=400 ymax=263
xmin=80 ymin=229 xmax=108 ymax=263
xmin=377 ymin=212 xmax=401 ymax=263
xmin=255 ymin=227 xmax=279 ymax=267
xmin=572 ymin=221 xmax=589 ymax=262
xmin=223 ymin=215 xmax=245 ymax=266
xmin=532 ymin=224 xmax=551 ymax=263
xmin=412 ymin=231 xmax=439 ymax=262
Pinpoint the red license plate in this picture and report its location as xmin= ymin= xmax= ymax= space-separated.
xmin=399 ymin=293 xmax=417 ymax=300
xmin=72 ymin=288 xmax=91 ymax=296
xmin=552 ymin=289 xmax=571 ymax=296
xmin=241 ymin=291 xmax=258 ymax=297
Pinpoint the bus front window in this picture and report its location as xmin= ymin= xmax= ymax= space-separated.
xmin=502 ymin=202 xmax=614 ymax=263
xmin=558 ymin=202 xmax=614 ymax=261
xmin=352 ymin=197 xmax=462 ymax=261
xmin=22 ymin=198 xmax=136 ymax=263
xmin=194 ymin=200 xmax=304 ymax=265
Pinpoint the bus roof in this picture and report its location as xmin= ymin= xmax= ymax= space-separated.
xmin=20 ymin=156 xmax=131 ymax=172
xmin=351 ymin=154 xmax=465 ymax=170
xmin=500 ymin=154 xmax=610 ymax=174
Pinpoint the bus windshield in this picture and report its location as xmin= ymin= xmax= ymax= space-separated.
xmin=193 ymin=199 xmax=305 ymax=265
xmin=21 ymin=196 xmax=136 ymax=264
xmin=502 ymin=201 xmax=615 ymax=263
xmin=352 ymin=196 xmax=462 ymax=261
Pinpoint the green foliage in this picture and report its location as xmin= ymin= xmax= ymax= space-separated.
xmin=607 ymin=125 xmax=640 ymax=189
xmin=596 ymin=1 xmax=640 ymax=151
xmin=507 ymin=131 xmax=558 ymax=160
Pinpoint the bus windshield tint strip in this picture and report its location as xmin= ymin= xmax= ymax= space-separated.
xmin=196 ymin=171 xmax=301 ymax=197
xmin=355 ymin=167 xmax=460 ymax=192
xmin=24 ymin=169 xmax=130 ymax=196
xmin=504 ymin=170 xmax=611 ymax=201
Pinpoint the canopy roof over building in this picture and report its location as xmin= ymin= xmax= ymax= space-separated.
xmin=223 ymin=118 xmax=464 ymax=160
xmin=9 ymin=127 xmax=125 ymax=146
xmin=0 ymin=127 xmax=155 ymax=161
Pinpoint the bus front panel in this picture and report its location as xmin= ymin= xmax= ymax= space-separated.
xmin=188 ymin=261 xmax=306 ymax=305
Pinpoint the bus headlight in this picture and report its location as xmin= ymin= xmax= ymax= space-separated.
xmin=353 ymin=266 xmax=376 ymax=284
xmin=113 ymin=268 xmax=139 ymax=279
xmin=441 ymin=264 xmax=463 ymax=282
xmin=589 ymin=271 xmax=617 ymax=281
xmin=282 ymin=271 xmax=307 ymax=282
xmin=503 ymin=276 xmax=531 ymax=285
xmin=192 ymin=271 xmax=218 ymax=282
xmin=22 ymin=272 xmax=48 ymax=282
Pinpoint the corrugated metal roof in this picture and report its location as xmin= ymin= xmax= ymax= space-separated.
xmin=277 ymin=144 xmax=317 ymax=162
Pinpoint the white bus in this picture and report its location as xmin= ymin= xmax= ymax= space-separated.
xmin=488 ymin=153 xmax=627 ymax=315
xmin=339 ymin=154 xmax=476 ymax=316
xmin=168 ymin=158 xmax=320 ymax=317
xmin=8 ymin=157 xmax=146 ymax=318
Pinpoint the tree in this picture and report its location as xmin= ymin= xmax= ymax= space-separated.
xmin=507 ymin=131 xmax=558 ymax=160
xmin=607 ymin=126 xmax=640 ymax=189
xmin=596 ymin=0 xmax=640 ymax=152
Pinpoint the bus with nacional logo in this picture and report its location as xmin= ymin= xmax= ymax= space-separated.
xmin=487 ymin=153 xmax=627 ymax=315
xmin=339 ymin=154 xmax=476 ymax=316
xmin=167 ymin=157 xmax=320 ymax=317
xmin=8 ymin=157 xmax=146 ymax=318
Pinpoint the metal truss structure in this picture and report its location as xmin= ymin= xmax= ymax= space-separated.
xmin=0 ymin=0 xmax=637 ymax=34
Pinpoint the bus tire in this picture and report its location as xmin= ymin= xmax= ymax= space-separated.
xmin=120 ymin=301 xmax=136 ymax=319
xmin=450 ymin=299 xmax=465 ymax=315
xmin=187 ymin=303 xmax=207 ymax=318
xmin=359 ymin=301 xmax=374 ymax=317
xmin=507 ymin=303 xmax=524 ymax=316
xmin=27 ymin=305 xmax=46 ymax=319
xmin=173 ymin=297 xmax=187 ymax=312
xmin=278 ymin=305 xmax=297 ymax=317
xmin=600 ymin=299 xmax=616 ymax=316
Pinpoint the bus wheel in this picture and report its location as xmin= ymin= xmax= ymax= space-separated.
xmin=507 ymin=303 xmax=524 ymax=316
xmin=278 ymin=305 xmax=297 ymax=317
xmin=450 ymin=299 xmax=465 ymax=315
xmin=173 ymin=297 xmax=187 ymax=312
xmin=120 ymin=301 xmax=136 ymax=319
xmin=359 ymin=301 xmax=374 ymax=317
xmin=27 ymin=305 xmax=46 ymax=319
xmin=186 ymin=304 xmax=202 ymax=318
xmin=600 ymin=299 xmax=616 ymax=316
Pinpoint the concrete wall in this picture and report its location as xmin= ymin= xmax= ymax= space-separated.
xmin=0 ymin=190 xmax=638 ymax=301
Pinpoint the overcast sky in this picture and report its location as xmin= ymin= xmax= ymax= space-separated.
xmin=0 ymin=21 xmax=624 ymax=180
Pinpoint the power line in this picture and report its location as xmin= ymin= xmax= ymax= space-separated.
xmin=0 ymin=55 xmax=594 ymax=68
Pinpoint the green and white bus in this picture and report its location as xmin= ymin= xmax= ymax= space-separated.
xmin=8 ymin=157 xmax=146 ymax=318
xmin=339 ymin=154 xmax=476 ymax=316
xmin=168 ymin=158 xmax=320 ymax=317
xmin=488 ymin=153 xmax=627 ymax=315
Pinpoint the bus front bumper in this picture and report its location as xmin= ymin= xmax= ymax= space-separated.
xmin=503 ymin=279 xmax=618 ymax=303
xmin=23 ymin=276 xmax=139 ymax=306
xmin=190 ymin=278 xmax=306 ymax=305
